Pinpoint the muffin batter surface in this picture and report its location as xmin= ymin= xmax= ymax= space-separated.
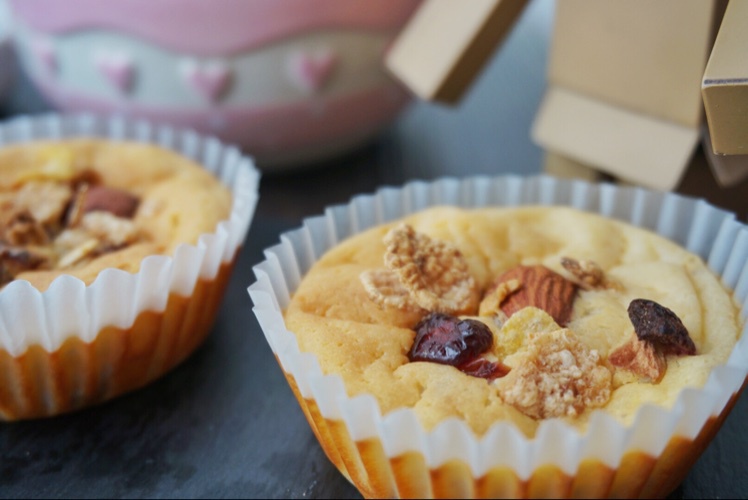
xmin=284 ymin=206 xmax=742 ymax=436
xmin=0 ymin=139 xmax=232 ymax=290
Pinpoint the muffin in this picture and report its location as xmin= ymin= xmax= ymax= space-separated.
xmin=249 ymin=176 xmax=747 ymax=498
xmin=0 ymin=114 xmax=259 ymax=420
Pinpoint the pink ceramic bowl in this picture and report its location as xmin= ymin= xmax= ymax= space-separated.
xmin=8 ymin=0 xmax=421 ymax=168
xmin=0 ymin=0 xmax=14 ymax=102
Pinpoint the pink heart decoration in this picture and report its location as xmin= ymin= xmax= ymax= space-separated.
xmin=287 ymin=48 xmax=338 ymax=93
xmin=181 ymin=61 xmax=232 ymax=103
xmin=94 ymin=51 xmax=135 ymax=94
xmin=30 ymin=36 xmax=58 ymax=75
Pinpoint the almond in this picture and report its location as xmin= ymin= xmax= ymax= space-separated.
xmin=609 ymin=332 xmax=667 ymax=382
xmin=485 ymin=265 xmax=578 ymax=326
xmin=82 ymin=185 xmax=140 ymax=219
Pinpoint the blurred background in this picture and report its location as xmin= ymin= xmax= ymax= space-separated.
xmin=0 ymin=0 xmax=549 ymax=175
xmin=1 ymin=0 xmax=744 ymax=222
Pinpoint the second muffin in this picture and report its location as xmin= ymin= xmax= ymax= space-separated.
xmin=0 ymin=116 xmax=259 ymax=420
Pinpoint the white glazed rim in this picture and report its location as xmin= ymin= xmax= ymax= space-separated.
xmin=249 ymin=175 xmax=748 ymax=479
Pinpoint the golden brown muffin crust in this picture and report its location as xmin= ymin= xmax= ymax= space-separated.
xmin=285 ymin=206 xmax=742 ymax=436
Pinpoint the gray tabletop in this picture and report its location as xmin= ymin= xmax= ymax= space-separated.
xmin=0 ymin=0 xmax=746 ymax=498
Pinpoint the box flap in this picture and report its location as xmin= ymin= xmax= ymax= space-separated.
xmin=385 ymin=0 xmax=528 ymax=103
xmin=549 ymin=0 xmax=717 ymax=128
xmin=542 ymin=152 xmax=606 ymax=182
xmin=702 ymin=0 xmax=748 ymax=155
xmin=531 ymin=86 xmax=699 ymax=190
xmin=702 ymin=125 xmax=748 ymax=186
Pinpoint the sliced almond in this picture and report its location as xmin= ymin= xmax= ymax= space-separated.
xmin=57 ymin=238 xmax=99 ymax=269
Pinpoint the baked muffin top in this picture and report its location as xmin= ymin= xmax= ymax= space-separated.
xmin=284 ymin=206 xmax=742 ymax=437
xmin=0 ymin=139 xmax=232 ymax=291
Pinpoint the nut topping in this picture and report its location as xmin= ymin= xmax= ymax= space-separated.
xmin=57 ymin=238 xmax=100 ymax=269
xmin=65 ymin=183 xmax=90 ymax=227
xmin=360 ymin=268 xmax=422 ymax=312
xmin=485 ymin=265 xmax=578 ymax=326
xmin=14 ymin=181 xmax=73 ymax=226
xmin=459 ymin=357 xmax=510 ymax=380
xmin=3 ymin=210 xmax=48 ymax=246
xmin=560 ymin=257 xmax=606 ymax=290
xmin=82 ymin=185 xmax=140 ymax=219
xmin=79 ymin=212 xmax=139 ymax=247
xmin=628 ymin=299 xmax=696 ymax=356
xmin=609 ymin=299 xmax=695 ymax=382
xmin=0 ymin=149 xmax=144 ymax=287
xmin=362 ymin=224 xmax=480 ymax=315
xmin=608 ymin=333 xmax=666 ymax=382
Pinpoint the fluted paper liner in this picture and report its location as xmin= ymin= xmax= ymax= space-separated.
xmin=0 ymin=114 xmax=259 ymax=419
xmin=249 ymin=176 xmax=748 ymax=498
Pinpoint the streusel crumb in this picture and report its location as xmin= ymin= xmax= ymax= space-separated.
xmin=362 ymin=223 xmax=480 ymax=315
xmin=496 ymin=328 xmax=612 ymax=419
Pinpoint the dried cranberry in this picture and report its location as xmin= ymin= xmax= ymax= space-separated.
xmin=458 ymin=358 xmax=510 ymax=380
xmin=408 ymin=312 xmax=493 ymax=366
xmin=628 ymin=299 xmax=696 ymax=356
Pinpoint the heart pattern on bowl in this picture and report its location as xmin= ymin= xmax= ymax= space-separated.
xmin=181 ymin=60 xmax=233 ymax=103
xmin=286 ymin=48 xmax=339 ymax=94
xmin=94 ymin=50 xmax=136 ymax=94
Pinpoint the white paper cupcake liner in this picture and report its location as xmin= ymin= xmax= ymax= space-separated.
xmin=0 ymin=113 xmax=259 ymax=356
xmin=249 ymin=175 xmax=747 ymax=497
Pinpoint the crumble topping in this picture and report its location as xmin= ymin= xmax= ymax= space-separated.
xmin=496 ymin=328 xmax=612 ymax=419
xmin=0 ymin=150 xmax=143 ymax=287
xmin=358 ymin=217 xmax=703 ymax=421
xmin=560 ymin=256 xmax=621 ymax=291
xmin=361 ymin=223 xmax=479 ymax=315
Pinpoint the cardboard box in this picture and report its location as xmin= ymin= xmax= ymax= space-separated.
xmin=533 ymin=86 xmax=700 ymax=189
xmin=702 ymin=125 xmax=748 ymax=186
xmin=702 ymin=0 xmax=748 ymax=156
xmin=542 ymin=151 xmax=606 ymax=182
xmin=386 ymin=0 xmax=744 ymax=201
xmin=544 ymin=144 xmax=748 ymax=221
xmin=532 ymin=0 xmax=723 ymax=190
xmin=385 ymin=0 xmax=529 ymax=103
